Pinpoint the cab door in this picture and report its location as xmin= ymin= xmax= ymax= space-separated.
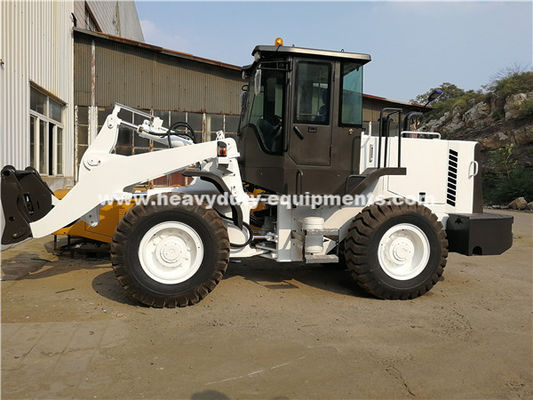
xmin=332 ymin=61 xmax=365 ymax=175
xmin=289 ymin=60 xmax=333 ymax=166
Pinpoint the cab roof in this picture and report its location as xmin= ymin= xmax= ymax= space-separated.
xmin=252 ymin=45 xmax=372 ymax=64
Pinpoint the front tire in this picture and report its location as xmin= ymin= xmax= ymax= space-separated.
xmin=344 ymin=201 xmax=448 ymax=299
xmin=111 ymin=198 xmax=229 ymax=308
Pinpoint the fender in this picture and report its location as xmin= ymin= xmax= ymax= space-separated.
xmin=182 ymin=169 xmax=243 ymax=228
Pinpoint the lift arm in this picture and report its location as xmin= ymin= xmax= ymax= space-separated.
xmin=30 ymin=143 xmax=218 ymax=238
xmin=1 ymin=104 xmax=233 ymax=244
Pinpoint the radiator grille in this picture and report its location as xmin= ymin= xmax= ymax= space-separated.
xmin=447 ymin=149 xmax=458 ymax=206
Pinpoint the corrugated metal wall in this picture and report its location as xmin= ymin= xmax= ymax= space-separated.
xmin=363 ymin=98 xmax=425 ymax=123
xmin=74 ymin=31 xmax=243 ymax=114
xmin=74 ymin=1 xmax=144 ymax=42
xmin=0 ymin=1 xmax=75 ymax=183
xmin=73 ymin=1 xmax=86 ymax=27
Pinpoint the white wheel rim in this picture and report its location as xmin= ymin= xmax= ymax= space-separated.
xmin=138 ymin=221 xmax=204 ymax=284
xmin=377 ymin=223 xmax=430 ymax=281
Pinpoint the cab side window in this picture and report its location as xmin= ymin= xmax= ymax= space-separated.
xmin=340 ymin=62 xmax=363 ymax=126
xmin=248 ymin=69 xmax=285 ymax=154
xmin=295 ymin=62 xmax=331 ymax=125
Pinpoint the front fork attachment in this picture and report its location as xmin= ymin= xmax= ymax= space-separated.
xmin=1 ymin=166 xmax=55 ymax=245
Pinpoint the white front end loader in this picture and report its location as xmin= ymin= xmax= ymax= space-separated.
xmin=2 ymin=44 xmax=513 ymax=307
xmin=1 ymin=103 xmax=513 ymax=307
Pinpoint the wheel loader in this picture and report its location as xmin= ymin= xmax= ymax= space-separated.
xmin=1 ymin=42 xmax=513 ymax=307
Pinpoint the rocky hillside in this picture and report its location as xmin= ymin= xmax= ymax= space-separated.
xmin=422 ymin=92 xmax=533 ymax=169
xmin=414 ymin=72 xmax=533 ymax=206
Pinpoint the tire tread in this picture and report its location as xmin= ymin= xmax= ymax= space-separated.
xmin=110 ymin=195 xmax=229 ymax=308
xmin=344 ymin=201 xmax=448 ymax=300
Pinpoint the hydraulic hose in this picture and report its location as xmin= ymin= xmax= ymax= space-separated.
xmin=216 ymin=211 xmax=254 ymax=248
xmin=167 ymin=121 xmax=196 ymax=145
xmin=147 ymin=121 xmax=196 ymax=148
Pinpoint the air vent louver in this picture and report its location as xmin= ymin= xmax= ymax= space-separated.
xmin=447 ymin=149 xmax=458 ymax=206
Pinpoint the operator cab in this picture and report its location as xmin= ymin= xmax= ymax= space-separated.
xmin=238 ymin=43 xmax=371 ymax=195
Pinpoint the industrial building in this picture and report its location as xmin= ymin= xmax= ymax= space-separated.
xmin=0 ymin=0 xmax=143 ymax=191
xmin=1 ymin=1 xmax=428 ymax=192
xmin=73 ymin=29 xmax=428 ymax=184
xmin=72 ymin=28 xmax=245 ymax=185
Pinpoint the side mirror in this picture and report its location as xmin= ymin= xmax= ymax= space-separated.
xmin=240 ymin=87 xmax=248 ymax=112
xmin=254 ymin=69 xmax=262 ymax=96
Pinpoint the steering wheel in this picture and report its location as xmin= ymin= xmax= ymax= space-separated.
xmin=256 ymin=115 xmax=283 ymax=152
xmin=271 ymin=115 xmax=283 ymax=138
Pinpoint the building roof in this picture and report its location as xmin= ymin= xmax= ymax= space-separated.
xmin=362 ymin=93 xmax=429 ymax=110
xmin=73 ymin=28 xmax=429 ymax=110
xmin=73 ymin=28 xmax=241 ymax=71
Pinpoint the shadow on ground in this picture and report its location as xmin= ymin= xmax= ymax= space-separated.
xmin=91 ymin=270 xmax=140 ymax=306
xmin=2 ymin=238 xmax=369 ymax=304
xmin=1 ymin=252 xmax=51 ymax=280
xmin=89 ymin=256 xmax=371 ymax=306
xmin=1 ymin=251 xmax=110 ymax=281
xmin=190 ymin=390 xmax=230 ymax=400
xmin=226 ymin=257 xmax=371 ymax=299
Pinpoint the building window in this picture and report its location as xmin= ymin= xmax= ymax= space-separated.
xmin=76 ymin=106 xmax=89 ymax=168
xmin=113 ymin=108 xmax=151 ymax=156
xmin=72 ymin=106 xmax=242 ymax=183
xmin=29 ymin=86 xmax=64 ymax=175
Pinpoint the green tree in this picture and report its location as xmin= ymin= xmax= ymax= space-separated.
xmin=412 ymin=83 xmax=483 ymax=121
xmin=488 ymin=144 xmax=517 ymax=178
xmin=483 ymin=144 xmax=533 ymax=204
xmin=486 ymin=67 xmax=533 ymax=99
xmin=413 ymin=67 xmax=533 ymax=123
xmin=411 ymin=82 xmax=465 ymax=106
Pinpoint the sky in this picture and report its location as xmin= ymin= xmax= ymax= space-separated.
xmin=136 ymin=1 xmax=532 ymax=102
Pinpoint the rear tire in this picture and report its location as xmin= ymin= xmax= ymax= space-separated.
xmin=111 ymin=197 xmax=229 ymax=307
xmin=344 ymin=201 xmax=448 ymax=299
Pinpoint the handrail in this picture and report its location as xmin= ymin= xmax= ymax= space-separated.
xmin=377 ymin=108 xmax=402 ymax=168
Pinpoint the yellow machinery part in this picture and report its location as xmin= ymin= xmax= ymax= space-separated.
xmin=53 ymin=186 xmax=267 ymax=243
xmin=53 ymin=189 xmax=135 ymax=243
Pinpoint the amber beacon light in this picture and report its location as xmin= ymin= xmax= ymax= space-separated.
xmin=274 ymin=37 xmax=284 ymax=46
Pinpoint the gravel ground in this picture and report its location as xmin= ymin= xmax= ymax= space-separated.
xmin=1 ymin=209 xmax=531 ymax=399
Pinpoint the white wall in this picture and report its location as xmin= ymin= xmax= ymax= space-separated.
xmin=0 ymin=0 xmax=75 ymax=188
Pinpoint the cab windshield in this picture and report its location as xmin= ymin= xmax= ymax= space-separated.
xmin=240 ymin=64 xmax=286 ymax=154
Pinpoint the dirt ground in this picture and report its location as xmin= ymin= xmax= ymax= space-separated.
xmin=1 ymin=209 xmax=532 ymax=399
